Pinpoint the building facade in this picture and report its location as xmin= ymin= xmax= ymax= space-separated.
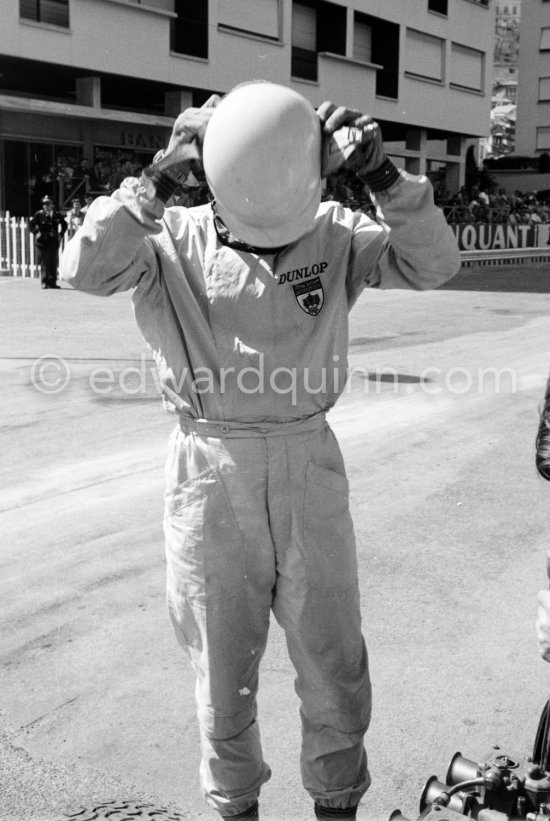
xmin=0 ymin=0 xmax=495 ymax=215
xmin=516 ymin=1 xmax=550 ymax=156
xmin=479 ymin=0 xmax=521 ymax=159
xmin=493 ymin=0 xmax=521 ymax=97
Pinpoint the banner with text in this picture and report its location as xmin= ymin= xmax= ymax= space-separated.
xmin=452 ymin=223 xmax=550 ymax=251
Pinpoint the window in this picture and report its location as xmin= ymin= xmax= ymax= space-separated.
xmin=291 ymin=1 xmax=346 ymax=82
xmin=541 ymin=28 xmax=550 ymax=51
xmin=405 ymin=29 xmax=444 ymax=82
xmin=171 ymin=0 xmax=208 ymax=58
xmin=353 ymin=21 xmax=372 ymax=64
xmin=292 ymin=3 xmax=317 ymax=80
xmin=219 ymin=0 xmax=279 ymax=40
xmin=450 ymin=43 xmax=484 ymax=91
xmin=355 ymin=12 xmax=399 ymax=98
xmin=428 ymin=0 xmax=448 ymax=14
xmin=20 ymin=0 xmax=69 ymax=27
xmin=540 ymin=77 xmax=550 ymax=101
xmin=537 ymin=127 xmax=550 ymax=150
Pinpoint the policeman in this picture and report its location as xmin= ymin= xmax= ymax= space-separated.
xmin=29 ymin=195 xmax=67 ymax=289
xmin=60 ymin=82 xmax=461 ymax=821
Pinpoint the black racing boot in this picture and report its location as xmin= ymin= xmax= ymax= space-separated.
xmin=221 ymin=801 xmax=260 ymax=821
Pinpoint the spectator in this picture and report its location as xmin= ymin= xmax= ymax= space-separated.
xmin=29 ymin=195 xmax=67 ymax=289
xmin=478 ymin=188 xmax=489 ymax=206
xmin=33 ymin=166 xmax=57 ymax=207
xmin=56 ymin=156 xmax=77 ymax=202
xmin=94 ymin=160 xmax=113 ymax=191
xmin=110 ymin=160 xmax=135 ymax=190
xmin=81 ymin=194 xmax=95 ymax=213
xmin=66 ymin=198 xmax=85 ymax=237
xmin=468 ymin=194 xmax=482 ymax=222
xmin=74 ymin=158 xmax=99 ymax=194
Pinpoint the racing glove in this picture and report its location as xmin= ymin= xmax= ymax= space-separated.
xmin=142 ymin=94 xmax=221 ymax=202
xmin=317 ymin=102 xmax=399 ymax=192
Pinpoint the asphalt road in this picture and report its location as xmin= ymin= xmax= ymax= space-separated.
xmin=2 ymin=266 xmax=550 ymax=821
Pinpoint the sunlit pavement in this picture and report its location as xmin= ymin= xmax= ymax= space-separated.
xmin=2 ymin=267 xmax=550 ymax=820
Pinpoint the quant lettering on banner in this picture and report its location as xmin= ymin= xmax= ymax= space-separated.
xmin=451 ymin=223 xmax=550 ymax=251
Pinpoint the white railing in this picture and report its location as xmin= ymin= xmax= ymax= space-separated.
xmin=0 ymin=212 xmax=69 ymax=278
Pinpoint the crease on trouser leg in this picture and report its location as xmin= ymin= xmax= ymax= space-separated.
xmin=200 ymin=716 xmax=271 ymax=817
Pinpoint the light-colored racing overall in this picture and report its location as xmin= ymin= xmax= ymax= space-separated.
xmin=60 ymin=170 xmax=460 ymax=818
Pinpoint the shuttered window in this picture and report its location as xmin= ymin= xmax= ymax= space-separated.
xmin=540 ymin=77 xmax=550 ymax=101
xmin=20 ymin=0 xmax=69 ymax=27
xmin=292 ymin=3 xmax=316 ymax=50
xmin=218 ymin=0 xmax=280 ymax=40
xmin=292 ymin=3 xmax=317 ymax=80
xmin=353 ymin=21 xmax=372 ymax=63
xmin=450 ymin=43 xmax=484 ymax=91
xmin=405 ymin=29 xmax=444 ymax=81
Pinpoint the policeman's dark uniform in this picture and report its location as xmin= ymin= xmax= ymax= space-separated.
xmin=29 ymin=196 xmax=68 ymax=289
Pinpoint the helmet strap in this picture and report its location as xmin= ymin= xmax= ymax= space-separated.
xmin=211 ymin=202 xmax=288 ymax=256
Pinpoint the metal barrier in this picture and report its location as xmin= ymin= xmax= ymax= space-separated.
xmin=441 ymin=205 xmax=511 ymax=224
xmin=460 ymin=247 xmax=550 ymax=267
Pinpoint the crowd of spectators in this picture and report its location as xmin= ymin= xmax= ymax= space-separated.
xmin=319 ymin=172 xmax=550 ymax=228
xmin=321 ymin=169 xmax=377 ymax=217
xmin=33 ymin=153 xmax=145 ymax=207
xmin=32 ymin=153 xmax=212 ymax=213
xmin=321 ymin=172 xmax=550 ymax=227
xmin=33 ymin=153 xmax=550 ymax=228
xmin=434 ymin=183 xmax=550 ymax=226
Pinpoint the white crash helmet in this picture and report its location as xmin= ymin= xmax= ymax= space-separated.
xmin=202 ymin=81 xmax=322 ymax=248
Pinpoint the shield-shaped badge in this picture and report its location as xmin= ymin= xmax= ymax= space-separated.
xmin=293 ymin=277 xmax=324 ymax=316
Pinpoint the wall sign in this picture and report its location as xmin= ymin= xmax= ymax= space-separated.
xmin=451 ymin=223 xmax=550 ymax=251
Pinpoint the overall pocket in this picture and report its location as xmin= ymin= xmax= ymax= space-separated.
xmin=303 ymin=461 xmax=358 ymax=592
xmin=164 ymin=467 xmax=247 ymax=606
